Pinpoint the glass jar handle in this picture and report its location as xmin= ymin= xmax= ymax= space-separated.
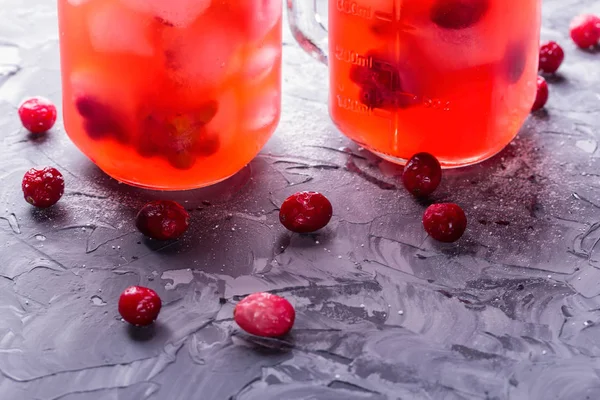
xmin=287 ymin=0 xmax=328 ymax=65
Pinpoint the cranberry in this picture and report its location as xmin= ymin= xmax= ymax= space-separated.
xmin=350 ymin=53 xmax=416 ymax=110
xmin=279 ymin=191 xmax=333 ymax=233
xmin=532 ymin=76 xmax=549 ymax=112
xmin=430 ymin=0 xmax=489 ymax=30
xmin=194 ymin=134 xmax=220 ymax=157
xmin=422 ymin=203 xmax=467 ymax=243
xmin=350 ymin=56 xmax=401 ymax=92
xmin=136 ymin=200 xmax=190 ymax=240
xmin=234 ymin=292 xmax=295 ymax=337
xmin=75 ymin=95 xmax=125 ymax=141
xmin=118 ymin=286 xmax=162 ymax=326
xmin=538 ymin=41 xmax=565 ymax=74
xmin=569 ymin=14 xmax=600 ymax=49
xmin=168 ymin=151 xmax=197 ymax=170
xmin=22 ymin=167 xmax=65 ymax=208
xmin=18 ymin=96 xmax=57 ymax=134
xmin=504 ymin=42 xmax=527 ymax=84
xmin=402 ymin=153 xmax=442 ymax=197
xmin=137 ymin=101 xmax=220 ymax=164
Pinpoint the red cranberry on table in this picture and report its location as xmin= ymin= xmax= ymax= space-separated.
xmin=538 ymin=41 xmax=564 ymax=74
xmin=118 ymin=286 xmax=162 ymax=326
xmin=18 ymin=96 xmax=57 ymax=134
xmin=22 ymin=167 xmax=65 ymax=208
xmin=532 ymin=76 xmax=549 ymax=112
xmin=569 ymin=14 xmax=600 ymax=49
xmin=279 ymin=191 xmax=333 ymax=233
xmin=422 ymin=203 xmax=467 ymax=243
xmin=402 ymin=152 xmax=442 ymax=197
xmin=234 ymin=292 xmax=295 ymax=338
xmin=136 ymin=200 xmax=190 ymax=240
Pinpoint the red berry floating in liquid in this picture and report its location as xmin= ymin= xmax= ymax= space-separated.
xmin=504 ymin=42 xmax=528 ymax=84
xmin=136 ymin=200 xmax=190 ymax=240
xmin=75 ymin=95 xmax=126 ymax=141
xmin=118 ymin=286 xmax=162 ymax=326
xmin=430 ymin=0 xmax=490 ymax=30
xmin=422 ymin=203 xmax=467 ymax=243
xmin=22 ymin=167 xmax=65 ymax=208
xmin=402 ymin=152 xmax=442 ymax=197
xmin=234 ymin=292 xmax=295 ymax=338
xmin=569 ymin=14 xmax=600 ymax=49
xmin=18 ymin=96 xmax=57 ymax=134
xmin=532 ymin=76 xmax=549 ymax=112
xmin=538 ymin=41 xmax=564 ymax=74
xmin=279 ymin=191 xmax=333 ymax=233
xmin=349 ymin=51 xmax=416 ymax=111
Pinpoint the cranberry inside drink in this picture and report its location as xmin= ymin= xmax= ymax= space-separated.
xmin=330 ymin=0 xmax=541 ymax=167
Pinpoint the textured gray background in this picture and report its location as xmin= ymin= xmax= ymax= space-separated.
xmin=1 ymin=0 xmax=600 ymax=399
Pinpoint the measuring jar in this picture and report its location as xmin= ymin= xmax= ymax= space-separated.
xmin=288 ymin=0 xmax=541 ymax=167
xmin=58 ymin=0 xmax=282 ymax=190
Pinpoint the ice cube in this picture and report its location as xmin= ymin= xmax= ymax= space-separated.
xmin=241 ymin=46 xmax=281 ymax=82
xmin=242 ymin=89 xmax=280 ymax=132
xmin=239 ymin=0 xmax=282 ymax=42
xmin=88 ymin=3 xmax=154 ymax=56
xmin=164 ymin=19 xmax=242 ymax=87
xmin=120 ymin=0 xmax=211 ymax=27
xmin=403 ymin=1 xmax=507 ymax=71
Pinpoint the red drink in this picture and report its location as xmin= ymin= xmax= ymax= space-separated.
xmin=58 ymin=0 xmax=282 ymax=189
xmin=292 ymin=0 xmax=542 ymax=167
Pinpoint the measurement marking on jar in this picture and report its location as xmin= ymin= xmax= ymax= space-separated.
xmin=336 ymin=94 xmax=372 ymax=115
xmin=337 ymin=0 xmax=372 ymax=19
xmin=335 ymin=46 xmax=371 ymax=67
xmin=373 ymin=12 xmax=394 ymax=22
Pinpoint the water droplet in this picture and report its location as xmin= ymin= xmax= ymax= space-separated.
xmin=7 ymin=214 xmax=20 ymax=234
xmin=398 ymin=310 xmax=404 ymax=315
xmin=35 ymin=234 xmax=46 ymax=241
xmin=91 ymin=295 xmax=107 ymax=306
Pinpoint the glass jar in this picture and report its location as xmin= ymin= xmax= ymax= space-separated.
xmin=58 ymin=0 xmax=282 ymax=189
xmin=289 ymin=0 xmax=541 ymax=167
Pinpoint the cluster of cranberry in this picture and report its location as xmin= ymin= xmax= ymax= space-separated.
xmin=77 ymin=94 xmax=221 ymax=170
xmin=534 ymin=14 xmax=600 ymax=111
xmin=16 ymin=118 xmax=457 ymax=337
